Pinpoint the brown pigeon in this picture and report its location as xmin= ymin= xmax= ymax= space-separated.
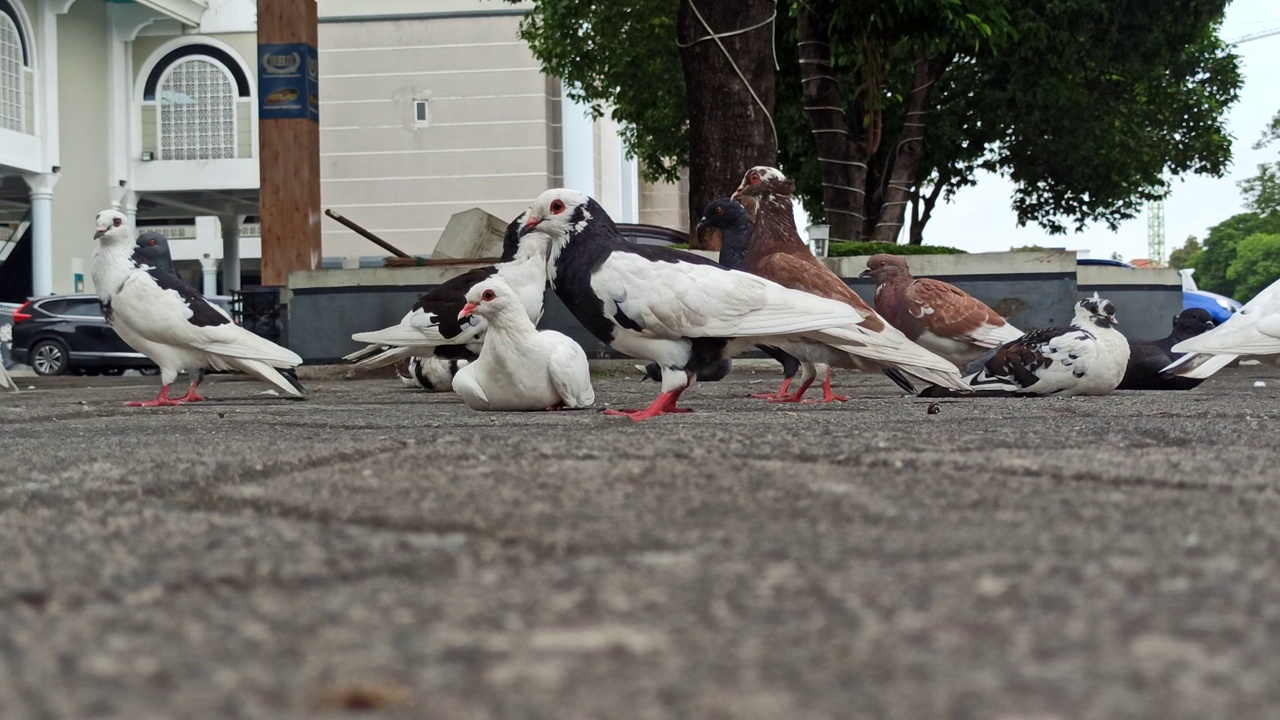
xmin=860 ymin=254 xmax=1023 ymax=368
xmin=732 ymin=166 xmax=965 ymax=401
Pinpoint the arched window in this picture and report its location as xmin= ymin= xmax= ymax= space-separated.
xmin=0 ymin=9 xmax=26 ymax=133
xmin=158 ymin=57 xmax=237 ymax=160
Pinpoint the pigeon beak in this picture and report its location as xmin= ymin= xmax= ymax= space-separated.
xmin=730 ymin=184 xmax=747 ymax=199
xmin=858 ymin=269 xmax=872 ymax=279
xmin=94 ymin=228 xmax=107 ymax=239
xmin=458 ymin=302 xmax=479 ymax=320
xmin=518 ymin=215 xmax=542 ymax=238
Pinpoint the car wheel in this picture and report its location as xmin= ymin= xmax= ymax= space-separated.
xmin=140 ymin=367 xmax=161 ymax=376
xmin=31 ymin=339 xmax=70 ymax=376
xmin=101 ymin=368 xmax=124 ymax=376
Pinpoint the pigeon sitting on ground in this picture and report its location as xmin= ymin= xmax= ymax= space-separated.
xmin=1119 ymin=308 xmax=1216 ymax=390
xmin=452 ymin=277 xmax=594 ymax=411
xmin=1164 ymin=277 xmax=1280 ymax=380
xmin=523 ymin=188 xmax=967 ymax=420
xmin=91 ymin=209 xmax=305 ymax=406
xmin=134 ymin=231 xmax=177 ymax=277
xmin=960 ymin=294 xmax=1131 ymax=397
xmin=345 ymin=212 xmax=550 ymax=385
xmin=860 ymin=253 xmax=1024 ymax=368
xmin=396 ymin=354 xmax=470 ymax=392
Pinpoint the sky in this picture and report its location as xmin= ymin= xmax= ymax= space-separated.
xmin=856 ymin=0 xmax=1280 ymax=260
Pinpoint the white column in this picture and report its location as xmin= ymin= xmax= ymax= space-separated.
xmin=122 ymin=191 xmax=139 ymax=230
xmin=560 ymin=82 xmax=596 ymax=194
xmin=220 ymin=214 xmax=244 ymax=292
xmin=22 ymin=173 xmax=59 ymax=297
xmin=200 ymin=254 xmax=219 ymax=296
xmin=618 ymin=140 xmax=640 ymax=224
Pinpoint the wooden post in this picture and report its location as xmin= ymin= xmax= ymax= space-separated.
xmin=257 ymin=0 xmax=320 ymax=287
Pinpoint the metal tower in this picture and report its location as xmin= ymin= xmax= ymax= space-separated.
xmin=1147 ymin=200 xmax=1165 ymax=266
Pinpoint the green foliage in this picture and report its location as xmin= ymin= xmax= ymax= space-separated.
xmin=1225 ymin=233 xmax=1280 ymax=300
xmin=1008 ymin=245 xmax=1052 ymax=252
xmin=827 ymin=242 xmax=965 ymax=257
xmin=1168 ymin=236 xmax=1202 ymax=270
xmin=1240 ymin=109 xmax=1280 ymax=217
xmin=1192 ymin=212 xmax=1280 ymax=299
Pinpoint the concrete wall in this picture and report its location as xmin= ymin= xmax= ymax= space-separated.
xmin=51 ymin=0 xmax=110 ymax=294
xmin=286 ymin=250 xmax=1185 ymax=364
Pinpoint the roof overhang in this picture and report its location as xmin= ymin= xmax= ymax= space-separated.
xmin=129 ymin=0 xmax=208 ymax=27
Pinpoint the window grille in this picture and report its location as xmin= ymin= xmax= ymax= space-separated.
xmin=0 ymin=14 xmax=23 ymax=133
xmin=158 ymin=57 xmax=237 ymax=160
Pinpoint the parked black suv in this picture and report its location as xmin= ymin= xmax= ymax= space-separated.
xmin=9 ymin=295 xmax=159 ymax=376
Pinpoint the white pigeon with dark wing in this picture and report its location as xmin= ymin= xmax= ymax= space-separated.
xmin=91 ymin=209 xmax=305 ymax=406
xmin=1164 ymin=278 xmax=1280 ymax=379
xmin=346 ymin=212 xmax=550 ymax=376
xmin=963 ymin=294 xmax=1130 ymax=396
xmin=524 ymin=188 xmax=968 ymax=420
xmin=452 ymin=277 xmax=594 ymax=411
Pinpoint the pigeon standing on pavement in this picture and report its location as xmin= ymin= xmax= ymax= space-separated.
xmin=697 ymin=196 xmax=801 ymax=398
xmin=1119 ymin=308 xmax=1216 ymax=390
xmin=452 ymin=277 xmax=594 ymax=411
xmin=522 ymin=188 xmax=967 ymax=420
xmin=91 ymin=209 xmax=305 ymax=406
xmin=961 ymin=294 xmax=1131 ymax=396
xmin=732 ymin=167 xmax=945 ymax=402
xmin=346 ymin=212 xmax=550 ymax=383
xmin=1164 ymin=277 xmax=1280 ymax=380
xmin=860 ymin=254 xmax=1024 ymax=368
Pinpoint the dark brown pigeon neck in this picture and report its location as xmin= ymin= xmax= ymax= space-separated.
xmin=744 ymin=192 xmax=805 ymax=266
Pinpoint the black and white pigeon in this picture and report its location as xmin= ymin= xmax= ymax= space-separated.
xmin=961 ymin=294 xmax=1131 ymax=396
xmin=134 ymin=231 xmax=177 ymax=277
xmin=396 ymin=354 xmax=471 ymax=392
xmin=1118 ymin=308 xmax=1216 ymax=390
xmin=346 ymin=212 xmax=550 ymax=381
xmin=91 ymin=209 xmax=305 ymax=406
xmin=522 ymin=188 xmax=968 ymax=420
xmin=1164 ymin=277 xmax=1280 ymax=380
xmin=452 ymin=276 xmax=595 ymax=411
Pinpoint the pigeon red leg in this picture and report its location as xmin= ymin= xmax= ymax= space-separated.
xmin=177 ymin=373 xmax=206 ymax=403
xmin=544 ymin=402 xmax=566 ymax=411
xmin=750 ymin=377 xmax=793 ymax=400
xmin=126 ymin=385 xmax=185 ymax=408
xmin=604 ymin=386 xmax=690 ymax=421
xmin=819 ymin=369 xmax=849 ymax=403
xmin=768 ymin=376 xmax=816 ymax=404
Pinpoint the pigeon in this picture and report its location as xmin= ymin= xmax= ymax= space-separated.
xmin=134 ymin=231 xmax=177 ymax=277
xmin=697 ymin=196 xmax=801 ymax=399
xmin=0 ymin=362 xmax=15 ymax=392
xmin=522 ymin=188 xmax=968 ymax=420
xmin=1118 ymin=308 xmax=1216 ymax=390
xmin=452 ymin=277 xmax=595 ymax=411
xmin=1164 ymin=277 xmax=1280 ymax=380
xmin=859 ymin=253 xmax=1024 ymax=367
xmin=732 ymin=167 xmax=949 ymax=402
xmin=91 ymin=209 xmax=305 ymax=406
xmin=346 ymin=212 xmax=550 ymax=380
xmin=396 ymin=354 xmax=470 ymax=392
xmin=960 ymin=294 xmax=1131 ymax=396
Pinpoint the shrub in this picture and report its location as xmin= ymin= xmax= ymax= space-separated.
xmin=827 ymin=241 xmax=966 ymax=257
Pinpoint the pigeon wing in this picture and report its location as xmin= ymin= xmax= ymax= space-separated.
xmin=905 ymin=278 xmax=1024 ymax=348
xmin=544 ymin=331 xmax=595 ymax=408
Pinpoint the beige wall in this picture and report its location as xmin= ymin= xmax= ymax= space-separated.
xmin=50 ymin=0 xmax=109 ymax=294
xmin=640 ymin=171 xmax=689 ymax=234
xmin=319 ymin=13 xmax=559 ymax=256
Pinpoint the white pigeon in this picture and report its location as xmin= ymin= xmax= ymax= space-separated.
xmin=91 ymin=209 xmax=305 ymax=406
xmin=347 ymin=212 xmax=550 ymax=373
xmin=523 ymin=188 xmax=968 ymax=420
xmin=451 ymin=276 xmax=594 ymax=411
xmin=0 ymin=362 xmax=15 ymax=392
xmin=962 ymin=294 xmax=1131 ymax=396
xmin=1164 ymin=278 xmax=1280 ymax=379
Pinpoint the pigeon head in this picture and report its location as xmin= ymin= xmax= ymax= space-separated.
xmin=1171 ymin=308 xmax=1214 ymax=337
xmin=697 ymin=198 xmax=752 ymax=269
xmin=459 ymin=277 xmax=519 ymax=321
xmin=94 ymin=210 xmax=132 ymax=245
xmin=1077 ymin=293 xmax=1119 ymax=329
xmin=520 ymin=188 xmax=601 ymax=241
xmin=733 ymin=168 xmax=794 ymax=202
xmin=134 ymin=231 xmax=174 ymax=267
xmin=858 ymin=254 xmax=911 ymax=282
xmin=732 ymin=166 xmax=787 ymax=199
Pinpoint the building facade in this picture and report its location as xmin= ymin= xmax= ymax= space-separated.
xmin=0 ymin=0 xmax=687 ymax=298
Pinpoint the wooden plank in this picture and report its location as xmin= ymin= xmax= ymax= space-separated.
xmin=257 ymin=0 xmax=320 ymax=287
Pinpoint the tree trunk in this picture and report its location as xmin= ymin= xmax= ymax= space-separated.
xmin=678 ymin=0 xmax=778 ymax=248
xmin=796 ymin=5 xmax=867 ymax=241
xmin=908 ymin=170 xmax=949 ymax=245
xmin=871 ymin=55 xmax=950 ymax=244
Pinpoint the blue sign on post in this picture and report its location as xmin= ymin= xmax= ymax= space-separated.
xmin=259 ymin=43 xmax=318 ymax=122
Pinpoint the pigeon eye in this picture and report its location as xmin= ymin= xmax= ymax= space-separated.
xmin=749 ymin=173 xmax=759 ymax=184
xmin=148 ymin=239 xmax=156 ymax=246
xmin=716 ymin=206 xmax=723 ymax=214
xmin=879 ymin=261 xmax=886 ymax=268
xmin=113 ymin=218 xmax=122 ymax=227
xmin=550 ymin=199 xmax=566 ymax=214
xmin=481 ymin=289 xmax=497 ymax=302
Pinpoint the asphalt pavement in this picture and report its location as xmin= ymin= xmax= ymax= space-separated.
xmin=2 ymin=365 xmax=1279 ymax=719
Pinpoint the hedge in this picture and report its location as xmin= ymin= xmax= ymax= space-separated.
xmin=668 ymin=242 xmax=966 ymax=256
